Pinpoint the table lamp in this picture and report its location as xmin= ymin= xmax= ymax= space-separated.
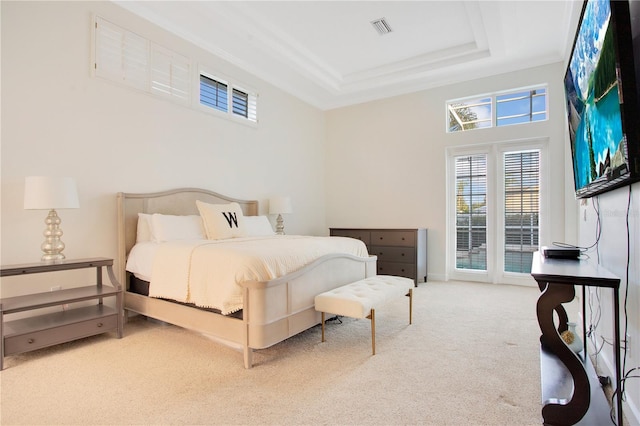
xmin=24 ymin=176 xmax=79 ymax=262
xmin=269 ymin=196 xmax=292 ymax=235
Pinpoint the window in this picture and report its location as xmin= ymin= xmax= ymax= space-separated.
xmin=447 ymin=87 xmax=547 ymax=132
xmin=503 ymin=150 xmax=540 ymax=273
xmin=199 ymin=72 xmax=258 ymax=123
xmin=447 ymin=140 xmax=546 ymax=285
xmin=150 ymin=45 xmax=190 ymax=105
xmin=455 ymin=155 xmax=488 ymax=271
xmin=200 ymin=75 xmax=228 ymax=113
xmin=93 ymin=16 xmax=258 ymax=125
xmin=448 ymin=98 xmax=492 ymax=132
xmin=93 ymin=17 xmax=191 ymax=106
xmin=94 ymin=17 xmax=148 ymax=91
xmin=497 ymin=89 xmax=547 ymax=126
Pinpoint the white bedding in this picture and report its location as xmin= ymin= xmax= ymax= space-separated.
xmin=126 ymin=235 xmax=368 ymax=315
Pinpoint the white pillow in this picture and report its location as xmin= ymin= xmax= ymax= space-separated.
xmin=196 ymin=200 xmax=247 ymax=240
xmin=244 ymin=216 xmax=275 ymax=236
xmin=151 ymin=214 xmax=206 ymax=242
xmin=136 ymin=213 xmax=154 ymax=243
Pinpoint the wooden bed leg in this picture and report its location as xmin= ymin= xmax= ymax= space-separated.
xmin=244 ymin=346 xmax=253 ymax=369
xmin=321 ymin=312 xmax=326 ymax=342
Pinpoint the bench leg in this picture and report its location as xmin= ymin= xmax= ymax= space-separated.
xmin=407 ymin=288 xmax=413 ymax=325
xmin=366 ymin=309 xmax=376 ymax=355
xmin=321 ymin=312 xmax=326 ymax=342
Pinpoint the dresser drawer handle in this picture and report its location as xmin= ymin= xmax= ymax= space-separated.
xmin=97 ymin=322 xmax=103 ymax=328
xmin=401 ymin=253 xmax=405 ymax=257
xmin=27 ymin=338 xmax=35 ymax=344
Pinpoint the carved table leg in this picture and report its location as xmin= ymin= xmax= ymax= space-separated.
xmin=537 ymin=282 xmax=590 ymax=425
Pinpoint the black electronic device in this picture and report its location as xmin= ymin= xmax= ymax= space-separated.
xmin=541 ymin=246 xmax=581 ymax=259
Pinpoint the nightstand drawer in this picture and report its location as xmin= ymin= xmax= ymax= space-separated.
xmin=4 ymin=314 xmax=118 ymax=356
xmin=377 ymin=262 xmax=417 ymax=280
xmin=369 ymin=246 xmax=415 ymax=263
xmin=370 ymin=231 xmax=415 ymax=247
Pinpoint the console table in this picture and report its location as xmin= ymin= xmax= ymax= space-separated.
xmin=531 ymin=252 xmax=622 ymax=425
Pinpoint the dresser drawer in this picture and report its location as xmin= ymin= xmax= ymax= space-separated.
xmin=4 ymin=314 xmax=118 ymax=356
xmin=370 ymin=231 xmax=415 ymax=247
xmin=330 ymin=229 xmax=370 ymax=245
xmin=377 ymin=262 xmax=417 ymax=280
xmin=369 ymin=246 xmax=415 ymax=263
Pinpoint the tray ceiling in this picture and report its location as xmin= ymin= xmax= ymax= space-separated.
xmin=114 ymin=1 xmax=582 ymax=110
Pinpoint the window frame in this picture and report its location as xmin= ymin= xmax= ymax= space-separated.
xmin=446 ymin=138 xmax=549 ymax=285
xmin=92 ymin=16 xmax=259 ymax=127
xmin=446 ymin=85 xmax=548 ymax=133
xmin=198 ymin=68 xmax=258 ymax=126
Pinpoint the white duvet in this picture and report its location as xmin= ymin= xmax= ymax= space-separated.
xmin=139 ymin=235 xmax=368 ymax=315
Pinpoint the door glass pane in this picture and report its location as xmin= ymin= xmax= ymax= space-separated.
xmin=455 ymin=155 xmax=487 ymax=270
xmin=504 ymin=150 xmax=540 ymax=273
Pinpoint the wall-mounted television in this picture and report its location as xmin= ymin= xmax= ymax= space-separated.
xmin=564 ymin=0 xmax=640 ymax=198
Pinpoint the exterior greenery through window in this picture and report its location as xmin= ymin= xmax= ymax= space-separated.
xmin=448 ymin=87 xmax=547 ymax=132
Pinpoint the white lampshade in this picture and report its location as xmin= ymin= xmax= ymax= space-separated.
xmin=269 ymin=196 xmax=292 ymax=214
xmin=24 ymin=176 xmax=79 ymax=210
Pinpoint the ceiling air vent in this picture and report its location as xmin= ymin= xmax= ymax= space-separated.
xmin=371 ymin=18 xmax=392 ymax=35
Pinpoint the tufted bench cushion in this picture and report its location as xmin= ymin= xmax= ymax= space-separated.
xmin=314 ymin=275 xmax=413 ymax=354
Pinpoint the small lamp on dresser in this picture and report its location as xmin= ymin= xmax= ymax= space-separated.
xmin=269 ymin=196 xmax=292 ymax=235
xmin=24 ymin=176 xmax=79 ymax=262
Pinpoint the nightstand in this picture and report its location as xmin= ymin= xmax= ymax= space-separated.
xmin=0 ymin=257 xmax=123 ymax=369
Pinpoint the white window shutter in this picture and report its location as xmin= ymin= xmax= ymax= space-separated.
xmin=94 ymin=17 xmax=148 ymax=91
xmin=151 ymin=44 xmax=190 ymax=105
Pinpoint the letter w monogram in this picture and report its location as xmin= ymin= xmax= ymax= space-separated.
xmin=222 ymin=212 xmax=239 ymax=228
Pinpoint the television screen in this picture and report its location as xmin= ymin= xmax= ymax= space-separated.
xmin=564 ymin=0 xmax=640 ymax=198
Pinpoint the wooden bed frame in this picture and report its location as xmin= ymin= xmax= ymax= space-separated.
xmin=117 ymin=188 xmax=376 ymax=368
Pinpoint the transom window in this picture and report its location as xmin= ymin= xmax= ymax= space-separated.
xmin=93 ymin=16 xmax=259 ymax=125
xmin=199 ymin=73 xmax=257 ymax=123
xmin=447 ymin=86 xmax=547 ymax=133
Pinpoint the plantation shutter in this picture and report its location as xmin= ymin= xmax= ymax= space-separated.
xmin=150 ymin=45 xmax=190 ymax=105
xmin=504 ymin=150 xmax=540 ymax=273
xmin=94 ymin=17 xmax=148 ymax=91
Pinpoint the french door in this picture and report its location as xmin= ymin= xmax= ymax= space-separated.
xmin=447 ymin=140 xmax=546 ymax=285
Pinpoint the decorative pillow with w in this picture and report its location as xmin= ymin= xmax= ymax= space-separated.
xmin=196 ymin=200 xmax=248 ymax=240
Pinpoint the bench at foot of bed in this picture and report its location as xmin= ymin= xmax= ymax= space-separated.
xmin=314 ymin=275 xmax=413 ymax=355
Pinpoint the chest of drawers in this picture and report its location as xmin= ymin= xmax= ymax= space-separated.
xmin=330 ymin=228 xmax=427 ymax=285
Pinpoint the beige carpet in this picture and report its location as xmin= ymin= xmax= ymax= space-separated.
xmin=0 ymin=281 xmax=550 ymax=425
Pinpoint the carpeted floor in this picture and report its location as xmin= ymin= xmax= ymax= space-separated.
xmin=0 ymin=281 xmax=555 ymax=425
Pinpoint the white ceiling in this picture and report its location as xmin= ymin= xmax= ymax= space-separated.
xmin=114 ymin=1 xmax=583 ymax=110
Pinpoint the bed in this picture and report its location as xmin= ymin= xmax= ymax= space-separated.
xmin=117 ymin=188 xmax=376 ymax=368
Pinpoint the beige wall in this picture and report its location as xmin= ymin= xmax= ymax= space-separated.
xmin=1 ymin=1 xmax=327 ymax=271
xmin=325 ymin=62 xmax=574 ymax=281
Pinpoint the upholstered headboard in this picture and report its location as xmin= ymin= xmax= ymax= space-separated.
xmin=116 ymin=188 xmax=259 ymax=285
